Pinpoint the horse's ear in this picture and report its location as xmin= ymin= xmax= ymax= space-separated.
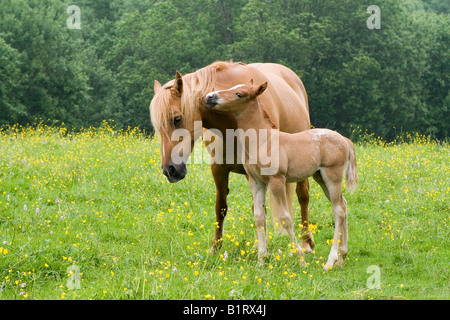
xmin=174 ymin=70 xmax=183 ymax=95
xmin=154 ymin=80 xmax=162 ymax=94
xmin=247 ymin=79 xmax=254 ymax=86
xmin=255 ymin=82 xmax=268 ymax=96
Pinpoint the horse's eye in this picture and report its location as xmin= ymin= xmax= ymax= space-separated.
xmin=236 ymin=92 xmax=243 ymax=98
xmin=172 ymin=116 xmax=182 ymax=127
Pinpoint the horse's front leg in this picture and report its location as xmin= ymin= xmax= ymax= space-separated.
xmin=209 ymin=163 xmax=230 ymax=253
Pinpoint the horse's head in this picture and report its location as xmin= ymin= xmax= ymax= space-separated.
xmin=150 ymin=71 xmax=202 ymax=183
xmin=205 ymin=80 xmax=268 ymax=116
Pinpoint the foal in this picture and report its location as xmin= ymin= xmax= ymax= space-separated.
xmin=205 ymin=81 xmax=358 ymax=270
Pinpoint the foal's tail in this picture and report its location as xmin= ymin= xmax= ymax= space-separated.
xmin=345 ymin=138 xmax=358 ymax=193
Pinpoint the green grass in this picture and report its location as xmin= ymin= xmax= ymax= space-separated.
xmin=0 ymin=123 xmax=448 ymax=300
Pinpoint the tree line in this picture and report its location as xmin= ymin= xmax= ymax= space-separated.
xmin=0 ymin=0 xmax=448 ymax=139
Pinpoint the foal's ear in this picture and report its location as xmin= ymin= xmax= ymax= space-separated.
xmin=255 ymin=82 xmax=268 ymax=96
xmin=154 ymin=80 xmax=162 ymax=94
xmin=173 ymin=70 xmax=183 ymax=95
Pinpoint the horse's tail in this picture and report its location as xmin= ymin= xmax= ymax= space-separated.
xmin=345 ymin=138 xmax=358 ymax=193
xmin=270 ymin=182 xmax=295 ymax=235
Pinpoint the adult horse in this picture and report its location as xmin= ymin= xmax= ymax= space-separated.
xmin=150 ymin=61 xmax=314 ymax=253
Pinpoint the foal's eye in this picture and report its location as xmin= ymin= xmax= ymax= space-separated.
xmin=236 ymin=92 xmax=243 ymax=98
xmin=171 ymin=116 xmax=182 ymax=127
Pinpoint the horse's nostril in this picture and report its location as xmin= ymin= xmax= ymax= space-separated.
xmin=167 ymin=163 xmax=176 ymax=176
xmin=163 ymin=162 xmax=186 ymax=182
xmin=163 ymin=163 xmax=176 ymax=177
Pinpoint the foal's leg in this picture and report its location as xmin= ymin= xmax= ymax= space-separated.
xmin=248 ymin=177 xmax=268 ymax=263
xmin=339 ymin=196 xmax=348 ymax=266
xmin=319 ymin=167 xmax=348 ymax=270
xmin=269 ymin=177 xmax=306 ymax=266
xmin=324 ymin=192 xmax=348 ymax=269
xmin=210 ymin=163 xmax=230 ymax=253
xmin=245 ymin=174 xmax=261 ymax=242
xmin=312 ymin=171 xmax=330 ymax=201
xmin=296 ymin=180 xmax=315 ymax=253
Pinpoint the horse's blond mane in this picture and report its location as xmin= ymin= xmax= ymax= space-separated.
xmin=150 ymin=80 xmax=174 ymax=136
xmin=150 ymin=61 xmax=244 ymax=135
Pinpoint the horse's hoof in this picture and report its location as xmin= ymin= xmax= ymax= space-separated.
xmin=301 ymin=231 xmax=315 ymax=252
xmin=209 ymin=240 xmax=222 ymax=254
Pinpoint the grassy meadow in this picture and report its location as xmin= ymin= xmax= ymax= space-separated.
xmin=0 ymin=123 xmax=448 ymax=300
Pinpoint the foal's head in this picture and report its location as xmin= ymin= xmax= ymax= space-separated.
xmin=205 ymin=80 xmax=268 ymax=116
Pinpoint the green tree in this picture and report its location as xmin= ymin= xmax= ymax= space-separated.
xmin=0 ymin=37 xmax=26 ymax=125
xmin=0 ymin=0 xmax=448 ymax=138
xmin=107 ymin=0 xmax=226 ymax=130
xmin=0 ymin=0 xmax=90 ymax=127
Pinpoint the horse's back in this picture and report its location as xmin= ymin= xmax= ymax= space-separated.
xmin=248 ymin=63 xmax=310 ymax=133
xmin=249 ymin=63 xmax=308 ymax=108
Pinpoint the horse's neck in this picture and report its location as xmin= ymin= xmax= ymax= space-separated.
xmin=200 ymin=104 xmax=238 ymax=133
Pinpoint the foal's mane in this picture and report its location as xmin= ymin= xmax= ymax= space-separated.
xmin=150 ymin=61 xmax=245 ymax=134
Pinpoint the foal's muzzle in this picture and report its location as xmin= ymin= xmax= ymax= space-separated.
xmin=162 ymin=161 xmax=187 ymax=183
xmin=205 ymin=93 xmax=218 ymax=107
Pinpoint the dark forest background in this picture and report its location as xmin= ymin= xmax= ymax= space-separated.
xmin=1 ymin=0 xmax=448 ymax=139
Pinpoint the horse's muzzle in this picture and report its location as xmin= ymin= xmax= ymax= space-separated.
xmin=162 ymin=161 xmax=187 ymax=183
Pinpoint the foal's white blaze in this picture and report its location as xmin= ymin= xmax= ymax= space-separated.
xmin=227 ymin=84 xmax=246 ymax=91
xmin=207 ymin=84 xmax=245 ymax=97
xmin=207 ymin=84 xmax=246 ymax=106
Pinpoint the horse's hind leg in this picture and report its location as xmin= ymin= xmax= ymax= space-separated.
xmin=296 ymin=180 xmax=315 ymax=253
xmin=210 ymin=164 xmax=230 ymax=253
xmin=318 ymin=167 xmax=348 ymax=270
xmin=270 ymin=177 xmax=306 ymax=266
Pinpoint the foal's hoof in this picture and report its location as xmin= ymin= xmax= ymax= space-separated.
xmin=323 ymin=263 xmax=334 ymax=271
xmin=335 ymin=256 xmax=345 ymax=267
xmin=323 ymin=260 xmax=344 ymax=271
xmin=299 ymin=256 xmax=307 ymax=267
xmin=301 ymin=242 xmax=313 ymax=254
